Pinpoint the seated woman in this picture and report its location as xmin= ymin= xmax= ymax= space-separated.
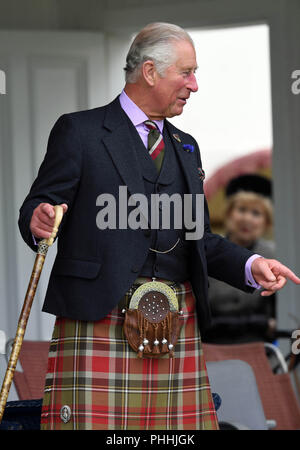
xmin=203 ymin=174 xmax=276 ymax=344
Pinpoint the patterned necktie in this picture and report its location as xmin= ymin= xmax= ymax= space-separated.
xmin=144 ymin=120 xmax=165 ymax=172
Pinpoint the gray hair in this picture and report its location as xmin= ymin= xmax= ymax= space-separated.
xmin=124 ymin=22 xmax=194 ymax=83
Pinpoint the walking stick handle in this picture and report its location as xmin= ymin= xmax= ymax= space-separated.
xmin=45 ymin=205 xmax=64 ymax=246
xmin=0 ymin=204 xmax=64 ymax=424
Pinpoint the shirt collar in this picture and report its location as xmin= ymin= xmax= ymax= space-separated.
xmin=119 ymin=89 xmax=164 ymax=133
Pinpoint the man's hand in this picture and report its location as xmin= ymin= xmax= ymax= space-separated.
xmin=251 ymin=257 xmax=300 ymax=296
xmin=30 ymin=202 xmax=68 ymax=239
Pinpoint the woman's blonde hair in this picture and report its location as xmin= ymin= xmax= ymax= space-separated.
xmin=224 ymin=191 xmax=273 ymax=229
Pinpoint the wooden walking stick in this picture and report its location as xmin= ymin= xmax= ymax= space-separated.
xmin=0 ymin=205 xmax=64 ymax=423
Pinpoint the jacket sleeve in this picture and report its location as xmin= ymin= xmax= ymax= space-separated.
xmin=192 ymin=136 xmax=255 ymax=293
xmin=18 ymin=114 xmax=83 ymax=252
xmin=203 ymin=198 xmax=255 ymax=292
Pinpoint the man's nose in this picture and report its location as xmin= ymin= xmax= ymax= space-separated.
xmin=187 ymin=73 xmax=198 ymax=92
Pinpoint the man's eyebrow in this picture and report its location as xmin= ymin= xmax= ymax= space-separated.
xmin=177 ymin=63 xmax=198 ymax=74
xmin=182 ymin=65 xmax=198 ymax=72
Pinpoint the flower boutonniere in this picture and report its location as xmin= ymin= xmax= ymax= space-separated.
xmin=182 ymin=144 xmax=194 ymax=153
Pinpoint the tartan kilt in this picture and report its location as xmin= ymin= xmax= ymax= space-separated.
xmin=40 ymin=280 xmax=219 ymax=430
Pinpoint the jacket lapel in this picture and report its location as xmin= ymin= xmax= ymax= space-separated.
xmin=102 ymin=97 xmax=146 ymax=199
xmin=165 ymin=120 xmax=201 ymax=198
xmin=165 ymin=121 xmax=206 ymax=258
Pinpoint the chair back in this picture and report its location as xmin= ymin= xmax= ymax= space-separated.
xmin=11 ymin=340 xmax=50 ymax=400
xmin=203 ymin=342 xmax=300 ymax=430
xmin=206 ymin=359 xmax=268 ymax=430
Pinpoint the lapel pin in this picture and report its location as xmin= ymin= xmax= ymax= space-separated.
xmin=198 ymin=167 xmax=205 ymax=181
xmin=183 ymin=144 xmax=194 ymax=153
xmin=173 ymin=133 xmax=181 ymax=143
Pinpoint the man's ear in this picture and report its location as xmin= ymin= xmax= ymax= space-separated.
xmin=142 ymin=60 xmax=157 ymax=86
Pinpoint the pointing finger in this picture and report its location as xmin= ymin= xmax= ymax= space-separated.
xmin=278 ymin=265 xmax=300 ymax=284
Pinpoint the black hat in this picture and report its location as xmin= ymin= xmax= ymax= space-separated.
xmin=225 ymin=174 xmax=272 ymax=198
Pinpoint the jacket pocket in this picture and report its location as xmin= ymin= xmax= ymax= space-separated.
xmin=52 ymin=257 xmax=102 ymax=279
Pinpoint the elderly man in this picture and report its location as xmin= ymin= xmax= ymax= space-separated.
xmin=19 ymin=23 xmax=300 ymax=430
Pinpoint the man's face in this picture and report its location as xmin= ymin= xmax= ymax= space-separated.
xmin=152 ymin=40 xmax=198 ymax=119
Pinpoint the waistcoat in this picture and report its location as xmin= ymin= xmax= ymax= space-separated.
xmin=127 ymin=120 xmax=191 ymax=282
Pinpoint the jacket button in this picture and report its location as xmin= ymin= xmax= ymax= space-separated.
xmin=131 ymin=266 xmax=139 ymax=273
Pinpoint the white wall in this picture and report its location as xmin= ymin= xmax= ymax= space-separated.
xmin=0 ymin=31 xmax=106 ymax=343
xmin=105 ymin=33 xmax=132 ymax=102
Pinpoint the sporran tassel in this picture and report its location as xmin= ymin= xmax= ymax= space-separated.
xmin=161 ymin=318 xmax=168 ymax=353
xmin=167 ymin=313 xmax=174 ymax=358
xmin=143 ymin=317 xmax=151 ymax=354
xmin=152 ymin=323 xmax=160 ymax=354
xmin=137 ymin=310 xmax=144 ymax=358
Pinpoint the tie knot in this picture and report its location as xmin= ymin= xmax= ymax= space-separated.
xmin=144 ymin=120 xmax=158 ymax=131
xmin=144 ymin=119 xmax=165 ymax=171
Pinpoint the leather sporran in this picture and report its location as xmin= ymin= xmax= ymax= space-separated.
xmin=123 ymin=281 xmax=183 ymax=358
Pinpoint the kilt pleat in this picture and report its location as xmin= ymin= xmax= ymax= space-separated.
xmin=40 ymin=281 xmax=219 ymax=430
